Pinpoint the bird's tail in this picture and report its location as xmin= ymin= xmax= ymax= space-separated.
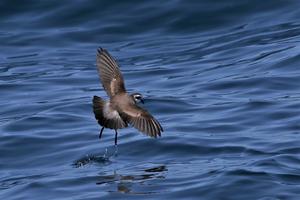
xmin=93 ymin=96 xmax=105 ymax=126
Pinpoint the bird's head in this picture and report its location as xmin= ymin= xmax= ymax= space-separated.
xmin=131 ymin=93 xmax=144 ymax=104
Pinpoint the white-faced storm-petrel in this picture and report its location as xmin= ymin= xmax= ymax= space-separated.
xmin=93 ymin=48 xmax=163 ymax=145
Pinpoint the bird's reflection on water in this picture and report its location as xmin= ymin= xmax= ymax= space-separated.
xmin=96 ymin=165 xmax=167 ymax=194
xmin=73 ymin=152 xmax=167 ymax=194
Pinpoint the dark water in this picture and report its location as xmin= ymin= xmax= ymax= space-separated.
xmin=1 ymin=0 xmax=300 ymax=199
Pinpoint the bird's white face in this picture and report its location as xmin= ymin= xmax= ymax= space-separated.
xmin=132 ymin=93 xmax=144 ymax=104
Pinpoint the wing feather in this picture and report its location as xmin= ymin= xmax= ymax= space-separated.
xmin=96 ymin=48 xmax=126 ymax=97
xmin=119 ymin=104 xmax=163 ymax=138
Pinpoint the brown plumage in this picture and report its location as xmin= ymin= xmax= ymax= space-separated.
xmin=93 ymin=48 xmax=163 ymax=145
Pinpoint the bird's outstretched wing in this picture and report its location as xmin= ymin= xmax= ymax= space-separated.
xmin=96 ymin=48 xmax=126 ymax=97
xmin=119 ymin=104 xmax=163 ymax=138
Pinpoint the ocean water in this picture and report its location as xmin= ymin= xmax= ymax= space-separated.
xmin=1 ymin=0 xmax=300 ymax=199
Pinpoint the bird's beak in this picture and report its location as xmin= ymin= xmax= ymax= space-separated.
xmin=141 ymin=98 xmax=145 ymax=104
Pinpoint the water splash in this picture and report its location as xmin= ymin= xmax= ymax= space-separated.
xmin=73 ymin=146 xmax=120 ymax=167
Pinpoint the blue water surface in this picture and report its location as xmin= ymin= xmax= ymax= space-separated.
xmin=1 ymin=0 xmax=300 ymax=199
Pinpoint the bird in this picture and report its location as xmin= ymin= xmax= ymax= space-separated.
xmin=93 ymin=47 xmax=163 ymax=145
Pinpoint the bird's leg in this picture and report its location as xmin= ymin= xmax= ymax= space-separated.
xmin=114 ymin=130 xmax=118 ymax=145
xmin=99 ymin=127 xmax=104 ymax=139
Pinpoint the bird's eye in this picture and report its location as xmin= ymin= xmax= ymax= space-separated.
xmin=135 ymin=96 xmax=141 ymax=99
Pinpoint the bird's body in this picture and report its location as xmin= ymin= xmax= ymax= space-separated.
xmin=93 ymin=48 xmax=163 ymax=145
